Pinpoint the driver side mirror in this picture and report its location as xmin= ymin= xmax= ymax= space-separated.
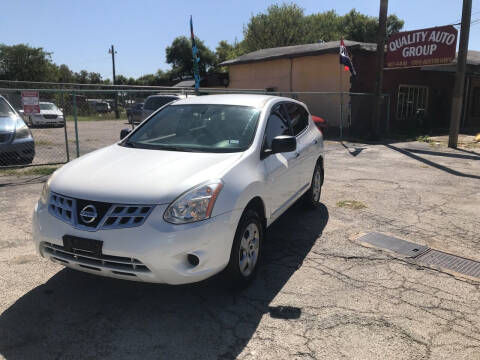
xmin=272 ymin=135 xmax=296 ymax=154
xmin=120 ymin=128 xmax=131 ymax=140
xmin=263 ymin=135 xmax=296 ymax=159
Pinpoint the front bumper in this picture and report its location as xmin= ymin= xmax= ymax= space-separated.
xmin=33 ymin=201 xmax=242 ymax=284
xmin=31 ymin=117 xmax=64 ymax=126
xmin=0 ymin=138 xmax=35 ymax=164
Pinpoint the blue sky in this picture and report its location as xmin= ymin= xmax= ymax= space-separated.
xmin=1 ymin=0 xmax=479 ymax=80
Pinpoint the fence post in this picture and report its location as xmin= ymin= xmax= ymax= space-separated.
xmin=386 ymin=95 xmax=391 ymax=136
xmin=61 ymin=92 xmax=70 ymax=162
xmin=73 ymin=92 xmax=80 ymax=158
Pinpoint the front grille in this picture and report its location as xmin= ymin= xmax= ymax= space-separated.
xmin=43 ymin=114 xmax=58 ymax=119
xmin=42 ymin=242 xmax=150 ymax=274
xmin=48 ymin=192 xmax=154 ymax=231
xmin=0 ymin=132 xmax=12 ymax=144
xmin=102 ymin=205 xmax=153 ymax=229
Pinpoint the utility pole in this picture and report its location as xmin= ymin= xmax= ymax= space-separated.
xmin=109 ymin=45 xmax=119 ymax=119
xmin=448 ymin=0 xmax=472 ymax=148
xmin=371 ymin=0 xmax=388 ymax=140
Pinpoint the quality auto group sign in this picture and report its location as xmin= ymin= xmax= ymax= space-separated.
xmin=386 ymin=25 xmax=458 ymax=68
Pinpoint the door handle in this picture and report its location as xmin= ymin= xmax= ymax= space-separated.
xmin=313 ymin=139 xmax=318 ymax=144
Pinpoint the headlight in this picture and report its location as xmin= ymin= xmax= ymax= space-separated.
xmin=40 ymin=176 xmax=52 ymax=205
xmin=163 ymin=180 xmax=223 ymax=224
xmin=14 ymin=119 xmax=32 ymax=140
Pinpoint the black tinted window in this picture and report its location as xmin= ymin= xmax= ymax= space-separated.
xmin=144 ymin=96 xmax=177 ymax=111
xmin=264 ymin=105 xmax=292 ymax=149
xmin=286 ymin=102 xmax=309 ymax=136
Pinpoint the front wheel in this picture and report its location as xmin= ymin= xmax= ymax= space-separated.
xmin=303 ymin=162 xmax=323 ymax=208
xmin=224 ymin=209 xmax=264 ymax=287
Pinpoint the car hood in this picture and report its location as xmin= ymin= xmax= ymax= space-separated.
xmin=50 ymin=144 xmax=244 ymax=204
xmin=0 ymin=116 xmax=17 ymax=133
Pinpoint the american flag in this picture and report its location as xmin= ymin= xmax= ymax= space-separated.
xmin=339 ymin=39 xmax=357 ymax=77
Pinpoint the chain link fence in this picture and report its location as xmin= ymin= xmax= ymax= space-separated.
xmin=0 ymin=83 xmax=390 ymax=185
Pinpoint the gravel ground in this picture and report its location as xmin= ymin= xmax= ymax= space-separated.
xmin=13 ymin=120 xmax=131 ymax=166
xmin=0 ymin=139 xmax=480 ymax=360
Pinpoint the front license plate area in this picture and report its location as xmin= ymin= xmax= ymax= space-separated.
xmin=63 ymin=235 xmax=103 ymax=257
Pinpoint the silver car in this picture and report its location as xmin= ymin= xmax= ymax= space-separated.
xmin=0 ymin=96 xmax=35 ymax=165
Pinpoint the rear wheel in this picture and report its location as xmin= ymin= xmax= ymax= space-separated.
xmin=303 ymin=162 xmax=323 ymax=208
xmin=224 ymin=209 xmax=264 ymax=287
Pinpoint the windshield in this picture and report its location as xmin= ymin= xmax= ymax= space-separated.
xmin=124 ymin=104 xmax=261 ymax=153
xmin=40 ymin=103 xmax=59 ymax=111
xmin=144 ymin=96 xmax=178 ymax=111
xmin=0 ymin=98 xmax=16 ymax=117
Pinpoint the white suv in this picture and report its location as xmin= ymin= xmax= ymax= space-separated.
xmin=33 ymin=94 xmax=324 ymax=286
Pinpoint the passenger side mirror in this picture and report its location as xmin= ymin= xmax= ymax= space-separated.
xmin=120 ymin=128 xmax=131 ymax=140
xmin=271 ymin=135 xmax=296 ymax=154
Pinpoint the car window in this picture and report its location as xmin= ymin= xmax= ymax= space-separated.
xmin=285 ymin=102 xmax=309 ymax=136
xmin=0 ymin=98 xmax=15 ymax=117
xmin=263 ymin=105 xmax=292 ymax=150
xmin=125 ymin=104 xmax=260 ymax=153
xmin=144 ymin=96 xmax=177 ymax=111
xmin=40 ymin=103 xmax=58 ymax=111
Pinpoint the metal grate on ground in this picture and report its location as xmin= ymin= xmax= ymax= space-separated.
xmin=357 ymin=232 xmax=480 ymax=281
xmin=416 ymin=249 xmax=480 ymax=279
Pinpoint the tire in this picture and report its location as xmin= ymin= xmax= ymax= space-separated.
xmin=224 ymin=209 xmax=264 ymax=288
xmin=303 ymin=161 xmax=323 ymax=208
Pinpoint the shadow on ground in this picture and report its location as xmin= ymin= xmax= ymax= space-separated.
xmin=0 ymin=203 xmax=328 ymax=360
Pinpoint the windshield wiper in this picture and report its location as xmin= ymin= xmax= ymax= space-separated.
xmin=156 ymin=145 xmax=196 ymax=152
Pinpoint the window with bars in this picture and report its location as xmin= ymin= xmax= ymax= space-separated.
xmin=396 ymin=85 xmax=429 ymax=120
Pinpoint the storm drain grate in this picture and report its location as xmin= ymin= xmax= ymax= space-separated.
xmin=357 ymin=232 xmax=429 ymax=258
xmin=416 ymin=249 xmax=480 ymax=279
xmin=357 ymin=232 xmax=480 ymax=280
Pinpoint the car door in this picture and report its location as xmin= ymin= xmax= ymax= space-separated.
xmin=262 ymin=103 xmax=299 ymax=219
xmin=284 ymin=102 xmax=318 ymax=192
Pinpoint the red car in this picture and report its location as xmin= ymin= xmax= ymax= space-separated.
xmin=312 ymin=115 xmax=327 ymax=134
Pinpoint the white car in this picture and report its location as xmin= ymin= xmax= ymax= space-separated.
xmin=32 ymin=95 xmax=324 ymax=286
xmin=28 ymin=102 xmax=65 ymax=127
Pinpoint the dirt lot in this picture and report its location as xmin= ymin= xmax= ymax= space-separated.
xmin=1 ymin=138 xmax=480 ymax=360
xmin=19 ymin=120 xmax=130 ymax=166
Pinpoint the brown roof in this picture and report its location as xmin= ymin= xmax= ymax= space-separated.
xmin=219 ymin=40 xmax=377 ymax=66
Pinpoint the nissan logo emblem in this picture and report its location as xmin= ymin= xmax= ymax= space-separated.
xmin=79 ymin=205 xmax=98 ymax=224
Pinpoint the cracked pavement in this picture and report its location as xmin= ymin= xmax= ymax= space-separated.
xmin=1 ymin=140 xmax=480 ymax=359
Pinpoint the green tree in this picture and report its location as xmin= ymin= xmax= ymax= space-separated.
xmin=215 ymin=40 xmax=246 ymax=65
xmin=239 ymin=4 xmax=404 ymax=53
xmin=242 ymin=3 xmax=307 ymax=52
xmin=57 ymin=64 xmax=74 ymax=83
xmin=303 ymin=10 xmax=342 ymax=43
xmin=0 ymin=44 xmax=57 ymax=81
xmin=166 ymin=36 xmax=216 ymax=79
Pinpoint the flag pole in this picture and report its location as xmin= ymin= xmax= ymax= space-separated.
xmin=339 ymin=52 xmax=343 ymax=140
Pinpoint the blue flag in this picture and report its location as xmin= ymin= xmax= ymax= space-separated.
xmin=190 ymin=16 xmax=200 ymax=91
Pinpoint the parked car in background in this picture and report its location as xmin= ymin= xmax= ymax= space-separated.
xmin=127 ymin=102 xmax=144 ymax=124
xmin=141 ymin=94 xmax=190 ymax=121
xmin=33 ymin=94 xmax=324 ymax=287
xmin=27 ymin=102 xmax=65 ymax=127
xmin=0 ymin=96 xmax=35 ymax=165
xmin=312 ymin=115 xmax=327 ymax=134
xmin=95 ymin=101 xmax=111 ymax=113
